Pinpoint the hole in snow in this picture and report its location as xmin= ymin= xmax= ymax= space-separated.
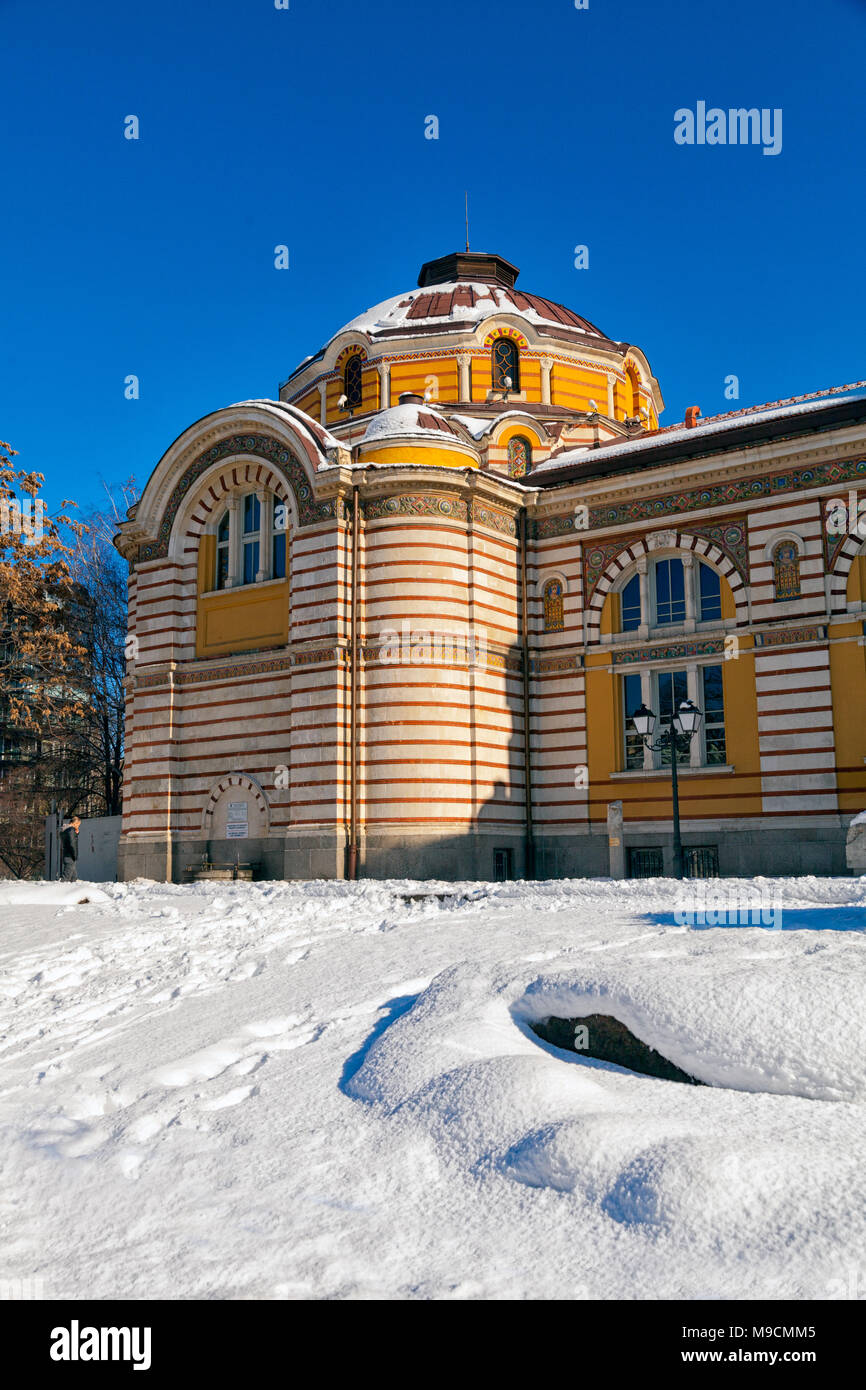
xmin=528 ymin=1014 xmax=704 ymax=1087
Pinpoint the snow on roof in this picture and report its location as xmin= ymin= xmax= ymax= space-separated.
xmin=532 ymin=388 xmax=866 ymax=475
xmin=335 ymin=281 xmax=605 ymax=341
xmin=227 ymin=399 xmax=344 ymax=455
xmin=360 ymin=401 xmax=463 ymax=444
xmin=450 ymin=410 xmax=550 ymax=441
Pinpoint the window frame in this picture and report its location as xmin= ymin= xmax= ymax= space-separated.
xmin=491 ymin=336 xmax=520 ymax=393
xmin=610 ymin=553 xmax=730 ymax=641
xmin=620 ymin=661 xmax=728 ymax=772
xmin=210 ymin=490 xmax=287 ymax=593
xmin=343 ymin=353 xmax=364 ymax=409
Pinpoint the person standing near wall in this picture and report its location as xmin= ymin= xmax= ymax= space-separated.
xmin=60 ymin=816 xmax=81 ymax=881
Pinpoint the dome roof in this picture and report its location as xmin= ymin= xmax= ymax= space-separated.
xmin=334 ymin=251 xmax=612 ymax=349
xmin=360 ymin=394 xmax=463 ymax=445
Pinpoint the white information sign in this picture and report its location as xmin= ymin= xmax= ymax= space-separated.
xmin=226 ymin=801 xmax=248 ymax=839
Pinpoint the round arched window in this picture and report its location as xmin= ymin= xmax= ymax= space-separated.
xmin=492 ymin=337 xmax=520 ymax=392
xmin=343 ymin=354 xmax=364 ymax=408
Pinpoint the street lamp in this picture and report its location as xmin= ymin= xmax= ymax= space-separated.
xmin=630 ymin=698 xmax=703 ymax=879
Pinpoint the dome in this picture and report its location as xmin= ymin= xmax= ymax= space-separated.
xmin=335 ymin=251 xmax=610 ymax=348
xmin=360 ymin=394 xmax=463 ymax=444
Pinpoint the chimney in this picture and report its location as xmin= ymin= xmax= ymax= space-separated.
xmin=685 ymin=405 xmax=701 ymax=429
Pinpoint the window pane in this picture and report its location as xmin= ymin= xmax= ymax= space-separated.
xmin=217 ymin=511 xmax=230 ymax=541
xmin=272 ymin=530 xmax=286 ymax=580
xmin=243 ymin=494 xmax=261 ymax=535
xmin=492 ymin=338 xmax=519 ymax=391
xmin=344 ymin=355 xmax=363 ymax=408
xmin=243 ymin=539 xmax=259 ymax=585
xmin=623 ymin=673 xmax=643 ymax=769
xmin=216 ymin=547 xmax=229 ymax=590
xmin=699 ymin=563 xmax=722 ymax=621
xmin=658 ymin=668 xmax=689 ymax=763
xmin=621 ymin=574 xmax=641 ymax=631
xmin=702 ymin=664 xmax=726 ymax=764
xmin=655 ymin=558 xmax=686 ymax=624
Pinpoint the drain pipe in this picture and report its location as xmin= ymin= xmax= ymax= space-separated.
xmin=347 ymin=484 xmax=360 ymax=879
xmin=519 ymin=508 xmax=535 ymax=879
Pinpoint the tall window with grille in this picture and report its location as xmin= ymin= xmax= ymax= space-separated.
xmin=492 ymin=337 xmax=519 ymax=392
xmin=343 ymin=353 xmax=363 ymax=409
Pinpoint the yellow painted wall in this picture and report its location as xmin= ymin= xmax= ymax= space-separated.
xmin=847 ymin=555 xmax=866 ymax=603
xmin=389 ymin=358 xmax=459 ymax=407
xmin=197 ymin=581 xmax=289 ymax=658
xmin=198 ymin=535 xmax=216 ymax=596
xmin=830 ymin=620 xmax=866 ymax=811
xmin=362 ymin=366 xmax=379 ymax=414
xmin=296 ymin=389 xmax=321 ymax=422
xmin=196 ymin=535 xmax=289 ymax=658
xmin=586 ymin=581 xmax=761 ymax=823
xmin=296 ymin=349 xmax=658 ymax=423
xmin=550 ymin=362 xmax=612 ymax=414
xmin=358 ymin=442 xmax=476 ymax=469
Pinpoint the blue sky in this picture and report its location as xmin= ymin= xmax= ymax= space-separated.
xmin=2 ymin=0 xmax=865 ymax=511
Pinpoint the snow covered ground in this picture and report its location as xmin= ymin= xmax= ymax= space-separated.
xmin=1 ymin=874 xmax=865 ymax=1301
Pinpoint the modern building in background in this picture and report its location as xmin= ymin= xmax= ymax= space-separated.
xmin=113 ymin=250 xmax=866 ymax=880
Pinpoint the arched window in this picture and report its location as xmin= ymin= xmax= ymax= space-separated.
xmin=507 ymin=435 xmax=532 ymax=478
xmin=542 ymin=578 xmax=565 ymax=632
xmin=344 ymin=354 xmax=363 ymax=409
xmin=773 ymin=540 xmax=801 ymax=600
xmin=492 ymin=337 xmax=520 ymax=393
xmin=212 ymin=492 xmax=287 ymax=591
xmin=616 ymin=557 xmax=724 ymax=633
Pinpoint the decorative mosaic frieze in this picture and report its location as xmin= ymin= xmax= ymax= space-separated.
xmin=754 ymin=625 xmax=827 ymax=648
xmin=535 ymin=456 xmax=866 ymax=541
xmin=531 ymin=653 xmax=584 ymax=674
xmin=138 ymin=434 xmax=336 ymax=562
xmin=364 ymin=494 xmax=469 ymax=525
xmin=363 ymin=493 xmax=517 ymax=537
xmin=134 ymin=647 xmax=352 ymax=689
xmin=611 ymin=638 xmax=725 ymax=666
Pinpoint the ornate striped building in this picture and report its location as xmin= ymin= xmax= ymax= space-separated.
xmin=114 ymin=250 xmax=866 ymax=880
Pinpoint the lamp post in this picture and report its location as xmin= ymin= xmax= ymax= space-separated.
xmin=631 ymin=698 xmax=703 ymax=879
